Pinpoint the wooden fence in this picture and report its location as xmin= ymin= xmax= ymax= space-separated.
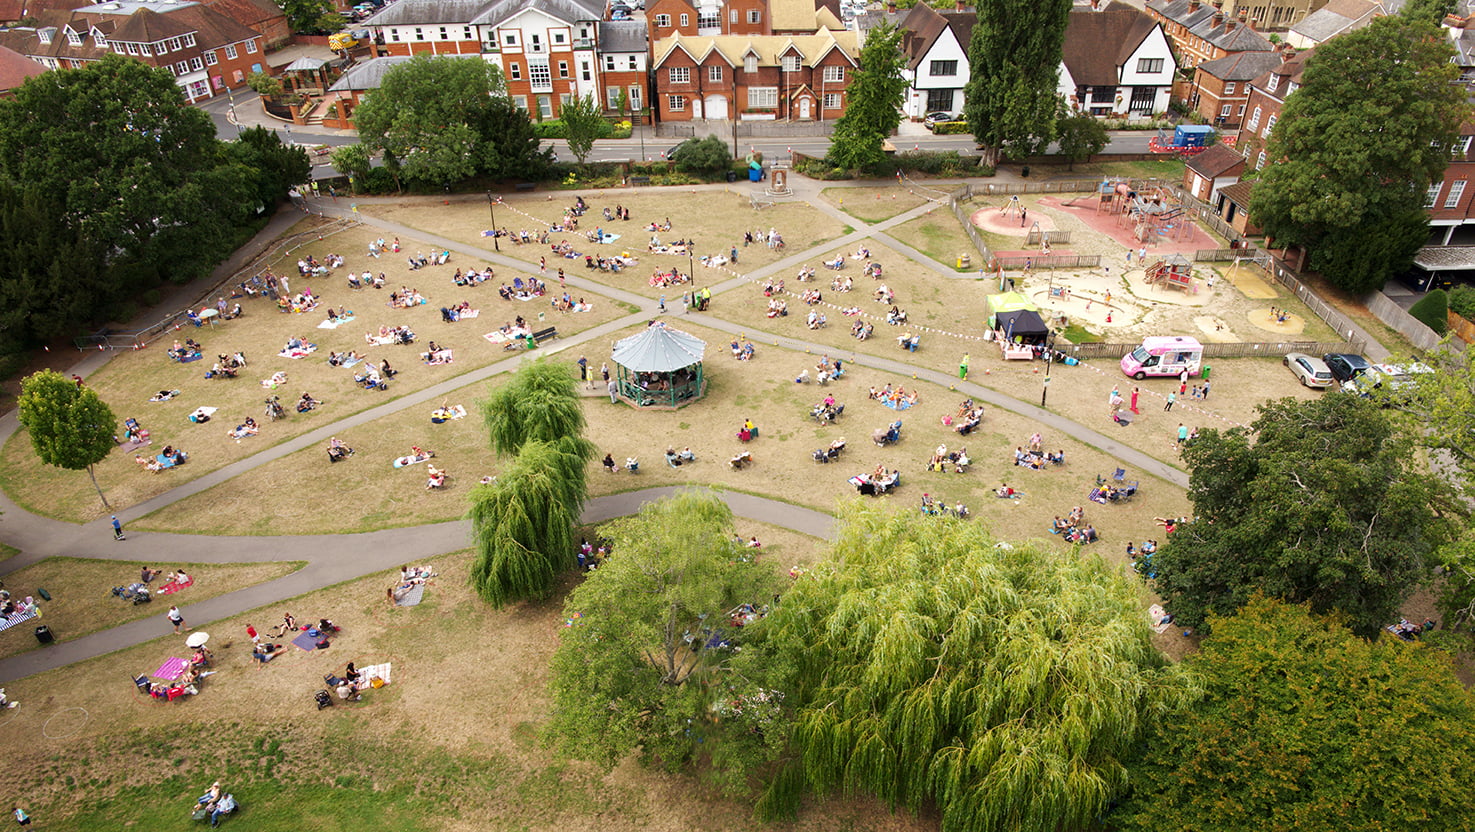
xmin=996 ymin=255 xmax=1102 ymax=270
xmin=1026 ymin=230 xmax=1073 ymax=246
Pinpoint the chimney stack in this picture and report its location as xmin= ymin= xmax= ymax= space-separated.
xmin=954 ymin=0 xmax=964 ymax=10
xmin=1212 ymin=10 xmax=1224 ymax=26
xmin=1238 ymin=8 xmax=1248 ymax=21
xmin=1188 ymin=0 xmax=1200 ymax=10
xmin=886 ymin=0 xmax=896 ymax=12
xmin=1248 ymin=16 xmax=1257 ymax=29
xmin=1225 ymin=15 xmax=1236 ymax=30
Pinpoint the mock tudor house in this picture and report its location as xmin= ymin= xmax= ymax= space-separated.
xmin=1057 ymin=3 xmax=1176 ymax=118
xmin=1188 ymin=48 xmax=1282 ymax=127
xmin=1144 ymin=0 xmax=1273 ymax=71
xmin=650 ymin=27 xmax=858 ymax=121
xmin=895 ymin=2 xmax=973 ymax=120
xmin=0 ymin=0 xmax=268 ymax=102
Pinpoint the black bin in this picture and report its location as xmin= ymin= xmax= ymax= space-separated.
xmin=34 ymin=625 xmax=54 ymax=644
xmin=726 ymin=170 xmax=738 ymax=182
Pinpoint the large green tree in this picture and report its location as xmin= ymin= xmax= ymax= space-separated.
xmin=1113 ymin=595 xmax=1475 ymax=832
xmin=227 ymin=126 xmax=312 ymax=209
xmin=17 ymin=370 xmax=118 ymax=510
xmin=0 ymin=182 xmax=107 ymax=345
xmin=747 ymin=506 xmax=1196 ymax=829
xmin=558 ymin=93 xmax=605 ymax=166
xmin=1055 ymin=109 xmax=1108 ymax=170
xmin=277 ymin=0 xmax=344 ymax=35
xmin=548 ymin=492 xmax=780 ymax=782
xmin=473 ymin=95 xmax=554 ymax=181
xmin=826 ymin=23 xmax=907 ymax=171
xmin=353 ymin=55 xmax=510 ymax=187
xmin=1150 ymin=394 xmax=1459 ymax=636
xmin=1248 ymin=16 xmax=1469 ymax=293
xmin=964 ymin=0 xmax=1073 ymax=167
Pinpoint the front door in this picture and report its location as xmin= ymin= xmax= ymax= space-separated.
xmin=691 ymin=97 xmax=703 ymax=119
xmin=799 ymin=97 xmax=811 ymax=119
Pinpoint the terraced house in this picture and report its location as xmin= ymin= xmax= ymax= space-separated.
xmin=649 ymin=28 xmax=857 ymax=122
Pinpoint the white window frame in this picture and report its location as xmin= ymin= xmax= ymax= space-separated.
xmin=224 ymin=44 xmax=238 ymax=60
xmin=1426 ymin=183 xmax=1443 ymax=208
xmin=529 ymin=61 xmax=552 ymax=87
xmin=1266 ymin=73 xmax=1279 ymax=93
xmin=191 ymin=57 xmax=203 ymax=71
xmin=1246 ymin=106 xmax=1261 ymax=132
xmin=607 ymin=86 xmax=622 ymax=109
xmin=730 ymin=9 xmax=737 ymax=22
xmin=1255 ymin=150 xmax=1266 ymax=170
xmin=245 ymin=39 xmax=258 ymax=54
xmin=512 ymin=94 xmax=528 ymax=110
xmin=708 ymin=65 xmax=722 ymax=83
xmin=747 ymin=9 xmax=761 ymax=23
xmin=744 ymin=55 xmax=757 ymax=73
xmin=823 ymin=92 xmax=841 ymax=110
xmin=66 ymin=30 xmax=82 ymax=46
xmin=604 ymin=55 xmax=615 ymax=70
xmin=167 ymin=37 xmax=182 ymax=51
xmin=1262 ymin=113 xmax=1276 ymax=138
xmin=184 ymin=33 xmax=195 ymax=48
xmin=668 ymin=66 xmax=690 ymax=84
xmin=510 ymin=63 xmax=522 ymax=80
xmin=748 ymin=86 xmax=777 ymax=108
xmin=927 ymin=60 xmax=954 ymax=77
xmin=628 ymin=85 xmax=641 ymax=109
xmin=1446 ymin=180 xmax=1466 ymax=208
xmin=1223 ymin=81 xmax=1235 ymax=95
xmin=823 ymin=65 xmax=844 ymax=83
xmin=553 ymin=32 xmax=565 ymax=44
xmin=679 ymin=13 xmax=689 ymax=27
xmin=781 ymin=55 xmax=800 ymax=72
xmin=668 ymin=94 xmax=685 ymax=111
xmin=175 ymin=61 xmax=189 ymax=75
xmin=655 ymin=14 xmax=670 ymax=27
xmin=558 ymin=60 xmax=568 ymax=78
xmin=127 ymin=42 xmax=139 ymax=55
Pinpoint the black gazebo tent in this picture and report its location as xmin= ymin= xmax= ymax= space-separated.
xmin=995 ymin=309 xmax=1050 ymax=344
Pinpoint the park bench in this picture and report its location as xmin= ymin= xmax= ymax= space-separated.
xmin=628 ymin=176 xmax=651 ymax=186
xmin=514 ymin=183 xmax=537 ymax=192
xmin=532 ymin=326 xmax=558 ymax=345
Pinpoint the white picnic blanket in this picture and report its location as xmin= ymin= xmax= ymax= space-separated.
xmin=359 ymin=662 xmax=391 ymax=685
xmin=317 ymin=315 xmax=356 ymax=330
xmin=457 ymin=309 xmax=479 ymax=319
xmin=1148 ymin=604 xmax=1173 ymax=634
xmin=189 ymin=406 xmax=218 ymax=420
xmin=0 ymin=609 xmax=38 ymax=633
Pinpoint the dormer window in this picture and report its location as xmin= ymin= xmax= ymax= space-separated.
xmin=1266 ymin=73 xmax=1279 ymax=93
xmin=37 ymin=27 xmax=53 ymax=45
xmin=66 ymin=28 xmax=82 ymax=46
xmin=781 ymin=55 xmax=800 ymax=72
xmin=744 ymin=54 xmax=757 ymax=73
xmin=94 ymin=31 xmax=106 ymax=47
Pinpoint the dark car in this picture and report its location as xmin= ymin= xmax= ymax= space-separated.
xmin=1322 ymin=353 xmax=1371 ymax=385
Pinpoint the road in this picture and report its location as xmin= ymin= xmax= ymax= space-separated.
xmin=197 ymin=91 xmax=1156 ymax=175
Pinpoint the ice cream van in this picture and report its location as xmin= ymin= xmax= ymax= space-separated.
xmin=1120 ymin=336 xmax=1203 ymax=380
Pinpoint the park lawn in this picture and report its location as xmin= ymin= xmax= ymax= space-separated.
xmin=136 ymin=320 xmax=1191 ymax=548
xmin=0 ymin=542 xmax=954 ymax=832
xmin=0 ymin=557 xmax=302 ymax=661
xmin=0 ymin=542 xmax=16 ymax=562
xmin=0 ymin=221 xmax=625 ymax=524
xmin=820 ymin=185 xmax=933 ymax=222
xmin=1046 ymin=159 xmax=1187 ymax=182
xmin=357 ymin=189 xmax=849 ymax=293
xmin=885 ymin=209 xmax=982 ymax=272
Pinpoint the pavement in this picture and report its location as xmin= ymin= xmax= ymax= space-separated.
xmin=0 ymin=170 xmax=1381 ymax=683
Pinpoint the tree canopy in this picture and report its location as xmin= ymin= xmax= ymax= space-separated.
xmin=671 ymin=135 xmax=730 ymax=175
xmin=278 ymin=0 xmax=345 ymax=35
xmin=547 ymin=492 xmax=780 ymax=778
xmin=1149 ymin=394 xmax=1458 ymax=636
xmin=1248 ymin=17 xmax=1469 ymax=293
xmin=964 ymin=0 xmax=1073 ymax=167
xmin=1054 ymin=110 xmax=1109 ymax=170
xmin=17 ymin=370 xmax=118 ymax=509
xmin=747 ymin=506 xmax=1196 ymax=829
xmin=826 ymin=23 xmax=907 ymax=171
xmin=558 ymin=93 xmax=605 ymax=166
xmin=1113 ymin=595 xmax=1475 ymax=832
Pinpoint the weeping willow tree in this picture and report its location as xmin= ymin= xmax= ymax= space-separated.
xmin=745 ymin=505 xmax=1199 ymax=830
xmin=547 ymin=491 xmax=780 ymax=782
xmin=469 ymin=359 xmax=597 ymax=606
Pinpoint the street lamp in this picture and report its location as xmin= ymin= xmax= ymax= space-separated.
xmin=1040 ymin=333 xmax=1057 ymax=407
xmin=687 ymin=240 xmax=695 ymax=309
xmin=486 ymin=191 xmax=499 ymax=251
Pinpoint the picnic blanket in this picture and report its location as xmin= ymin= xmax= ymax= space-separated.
xmin=178 ymin=353 xmax=203 ymax=363
xmin=154 ymin=453 xmax=183 ymax=469
xmin=431 ymin=405 xmax=467 ymax=422
xmin=357 ymin=662 xmax=392 ymax=686
xmin=882 ymin=399 xmax=914 ymax=411
xmin=393 ymin=454 xmax=433 ymax=468
xmin=278 ymin=345 xmax=318 ymax=359
xmin=594 ymin=233 xmax=621 ymax=244
xmin=317 ymin=314 xmax=356 ymax=330
xmin=1148 ymin=604 xmax=1173 ymax=634
xmin=395 ymin=583 xmax=426 ymax=607
xmin=158 ymin=577 xmax=194 ymax=595
xmin=456 ymin=309 xmax=479 ymax=319
xmin=341 ymin=355 xmax=364 ymax=367
xmin=292 ymin=630 xmax=324 ymax=651
xmin=0 ymin=609 xmax=37 ymax=633
xmin=424 ymin=350 xmax=453 ymax=366
xmin=118 ymin=437 xmax=153 ymax=453
xmin=154 ymin=656 xmax=188 ymax=681
xmin=365 ymin=335 xmax=395 ymax=346
xmin=148 ymin=390 xmax=182 ymax=402
xmin=188 ymin=406 xmax=218 ymax=422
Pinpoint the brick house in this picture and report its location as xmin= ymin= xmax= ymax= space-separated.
xmin=1182 ymin=142 xmax=1244 ymax=200
xmin=1234 ymin=45 xmax=1310 ymax=171
xmin=364 ymin=0 xmax=488 ymax=56
xmin=1057 ymin=3 xmax=1177 ymax=118
xmin=1189 ymin=49 xmax=1281 ymax=127
xmin=1211 ymin=180 xmax=1260 ymax=235
xmin=0 ymin=0 xmax=268 ymax=102
xmin=645 ymin=0 xmax=778 ymax=40
xmin=596 ymin=18 xmax=645 ymax=115
xmin=650 ymin=28 xmax=858 ymax=122
xmin=0 ymin=43 xmax=46 ymax=94
xmin=1144 ymin=0 xmax=1272 ymax=71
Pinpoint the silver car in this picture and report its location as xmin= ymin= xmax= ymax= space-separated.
xmin=1284 ymin=352 xmax=1334 ymax=388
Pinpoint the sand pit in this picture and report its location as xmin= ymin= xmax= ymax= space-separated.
xmin=1222 ymin=262 xmax=1277 ymax=299
xmin=1249 ymin=307 xmax=1305 ymax=335
xmin=1194 ymin=315 xmax=1240 ymax=341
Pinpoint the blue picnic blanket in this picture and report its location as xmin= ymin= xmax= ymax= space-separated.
xmin=883 ymin=399 xmax=913 ymax=411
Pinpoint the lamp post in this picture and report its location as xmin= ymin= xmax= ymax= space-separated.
xmin=687 ymin=240 xmax=695 ymax=307
xmin=486 ymin=191 xmax=499 ymax=252
xmin=1040 ymin=333 xmax=1056 ymax=408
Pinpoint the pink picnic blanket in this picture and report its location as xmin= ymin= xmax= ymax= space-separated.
xmin=154 ymin=657 xmax=188 ymax=681
xmin=159 ymin=578 xmax=194 ymax=595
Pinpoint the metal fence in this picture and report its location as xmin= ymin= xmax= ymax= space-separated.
xmin=1061 ymin=340 xmax=1364 ymax=361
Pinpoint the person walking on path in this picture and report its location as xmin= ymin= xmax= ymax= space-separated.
xmin=111 ymin=515 xmax=125 ymax=541
xmin=1165 ymin=391 xmax=1176 ymax=411
xmin=601 ymin=363 xmax=610 ymax=384
xmin=167 ymin=605 xmax=187 ymax=634
xmin=1126 ymin=249 xmax=1133 ymax=266
xmin=607 ymin=378 xmax=619 ymax=404
xmin=1130 ymin=386 xmax=1140 ymax=414
xmin=959 ymin=353 xmax=970 ymax=380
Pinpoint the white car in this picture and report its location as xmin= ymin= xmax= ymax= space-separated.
xmin=1362 ymin=362 xmax=1434 ymax=392
xmin=1283 ymin=352 xmax=1334 ymax=388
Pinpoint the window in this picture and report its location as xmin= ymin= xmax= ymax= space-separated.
xmin=680 ymin=14 xmax=689 ymax=27
xmin=191 ymin=57 xmax=203 ymax=71
xmin=66 ymin=29 xmax=81 ymax=46
xmin=781 ymin=55 xmax=800 ymax=72
xmin=699 ymin=10 xmax=719 ymax=27
xmin=605 ymin=55 xmax=615 ymax=70
xmin=628 ymin=85 xmax=641 ymax=109
xmin=1446 ymin=180 xmax=1466 ymax=208
xmin=1426 ymin=183 xmax=1443 ymax=208
xmin=748 ymin=86 xmax=778 ymax=108
xmin=224 ymin=44 xmax=237 ymax=60
xmin=414 ymin=27 xmax=424 ymax=41
xmin=668 ymin=94 xmax=685 ymax=111
xmin=1246 ymin=106 xmax=1261 ymax=132
xmin=127 ymin=43 xmax=139 ymax=55
xmin=538 ymin=95 xmax=552 ymax=118
xmin=1262 ymin=113 xmax=1276 ymax=137
xmin=184 ymin=34 xmax=195 ymax=47
xmin=188 ymin=80 xmax=208 ymax=99
xmin=1238 ymin=104 xmax=1245 ymax=116
xmin=512 ymin=94 xmax=528 ymax=110
xmin=1266 ymin=73 xmax=1279 ymax=93
xmin=245 ymin=40 xmax=257 ymax=54
xmin=1456 ymin=136 xmax=1474 ymax=158
xmin=530 ymin=34 xmax=541 ymax=52
xmin=1255 ymin=150 xmax=1266 ymax=170
xmin=655 ymin=14 xmax=670 ymax=27
xmin=1137 ymin=58 xmax=1164 ymax=73
xmin=748 ymin=9 xmax=761 ymax=22
xmin=560 ymin=93 xmax=571 ymax=109
xmin=510 ymin=63 xmax=521 ymax=80
xmin=730 ymin=9 xmax=737 ymax=22
xmin=464 ymin=27 xmax=473 ymax=40
xmin=558 ymin=61 xmax=568 ymax=78
xmin=139 ymin=42 xmax=150 ymax=55
xmin=823 ymin=92 xmax=841 ymax=110
xmin=608 ymin=86 xmax=622 ymax=109
xmin=505 ymin=33 xmax=517 ymax=45
xmin=167 ymin=37 xmax=181 ymax=51
xmin=439 ymin=27 xmax=448 ymax=40
xmin=744 ymin=55 xmax=757 ymax=73
xmin=390 ymin=30 xmax=400 ymax=42
xmin=925 ymin=88 xmax=953 ymax=112
xmin=175 ymin=61 xmax=189 ymax=75
xmin=1223 ymin=81 xmax=1236 ymax=95
xmin=669 ymin=66 xmax=690 ymax=84
xmin=529 ymin=61 xmax=550 ymax=86
xmin=1219 ymin=104 xmax=1231 ymax=117
xmin=553 ymin=32 xmax=565 ymax=44
xmin=581 ymin=61 xmax=591 ymax=81
xmin=627 ymin=56 xmax=637 ymax=70
xmin=823 ymin=65 xmax=844 ymax=83
xmin=1286 ymin=81 xmax=1297 ymax=94
xmin=928 ymin=60 xmax=956 ymax=77
xmin=708 ymin=65 xmax=723 ymax=83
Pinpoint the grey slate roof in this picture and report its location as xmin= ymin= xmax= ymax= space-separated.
xmin=597 ymin=19 xmax=646 ymax=53
xmin=363 ymin=0 xmax=494 ymax=26
xmin=328 ymin=52 xmax=482 ymax=91
xmin=1196 ymin=49 xmax=1284 ymax=81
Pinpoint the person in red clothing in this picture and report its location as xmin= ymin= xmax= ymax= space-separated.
xmin=245 ymin=624 xmax=260 ymax=644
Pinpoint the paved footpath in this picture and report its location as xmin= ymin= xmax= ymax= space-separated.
xmin=0 ymin=176 xmax=1196 ymax=683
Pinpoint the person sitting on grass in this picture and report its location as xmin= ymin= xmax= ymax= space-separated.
xmin=268 ymin=612 xmax=297 ymax=638
xmin=297 ymin=392 xmax=320 ymax=413
xmin=426 ymin=464 xmax=447 ymax=490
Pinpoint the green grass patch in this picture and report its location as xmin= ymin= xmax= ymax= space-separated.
xmin=1061 ymin=324 xmax=1102 ymax=343
xmin=885 ymin=212 xmax=978 ymax=271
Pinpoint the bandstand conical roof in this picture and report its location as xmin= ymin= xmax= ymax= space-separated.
xmin=611 ymin=324 xmax=707 ymax=372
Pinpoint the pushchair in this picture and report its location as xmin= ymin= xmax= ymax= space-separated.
xmin=111 ymin=583 xmax=152 ymax=605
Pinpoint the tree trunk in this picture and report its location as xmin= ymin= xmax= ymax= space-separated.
xmin=87 ymin=463 xmax=111 ymax=511
xmin=979 ymin=145 xmax=1001 ymax=169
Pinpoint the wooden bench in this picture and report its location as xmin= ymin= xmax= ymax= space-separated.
xmin=514 ymin=183 xmax=537 ymax=192
xmin=532 ymin=326 xmax=558 ymax=345
xmin=628 ymin=175 xmax=651 ymax=186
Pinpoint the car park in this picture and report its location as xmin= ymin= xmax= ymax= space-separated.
xmin=1322 ymin=353 xmax=1371 ymax=386
xmin=1283 ymin=353 xmax=1334 ymax=388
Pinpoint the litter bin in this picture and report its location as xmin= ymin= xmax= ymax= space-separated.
xmin=748 ymin=166 xmax=762 ymax=182
xmin=726 ymin=170 xmax=738 ymax=182
xmin=957 ymin=253 xmax=971 ymax=269
xmin=35 ymin=625 xmax=54 ymax=645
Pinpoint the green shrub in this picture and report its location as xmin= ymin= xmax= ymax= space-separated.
xmin=361 ymin=167 xmax=398 ymax=194
xmin=1448 ymin=284 xmax=1475 ymax=319
xmin=1408 ymin=288 xmax=1449 ymax=334
xmin=671 ymin=136 xmax=731 ymax=175
xmin=930 ymin=121 xmax=970 ymax=135
xmin=533 ymin=120 xmax=618 ymax=140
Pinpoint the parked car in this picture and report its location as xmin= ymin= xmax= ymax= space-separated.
xmin=923 ymin=111 xmax=958 ymax=128
xmin=1322 ymin=353 xmax=1371 ymax=385
xmin=1359 ymin=362 xmax=1434 ymax=393
xmin=661 ymin=143 xmax=683 ymax=160
xmin=1283 ymin=353 xmax=1334 ymax=388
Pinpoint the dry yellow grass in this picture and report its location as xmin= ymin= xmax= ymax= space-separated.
xmin=820 ymin=185 xmax=933 ymax=222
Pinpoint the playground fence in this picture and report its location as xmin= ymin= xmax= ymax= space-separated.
xmin=1193 ymin=247 xmax=1257 ymax=261
xmin=1060 ymin=340 xmax=1364 ymax=361
xmin=996 ymin=255 xmax=1101 ymax=270
xmin=947 ymin=185 xmax=995 ymax=270
xmin=1026 ymin=230 xmax=1073 ymax=246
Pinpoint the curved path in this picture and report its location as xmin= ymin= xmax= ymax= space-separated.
xmin=0 ymin=177 xmax=1188 ymax=683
